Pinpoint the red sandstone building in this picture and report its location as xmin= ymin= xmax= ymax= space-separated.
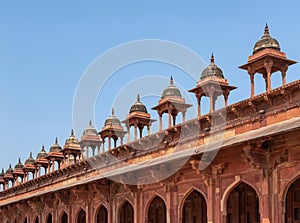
xmin=0 ymin=25 xmax=300 ymax=223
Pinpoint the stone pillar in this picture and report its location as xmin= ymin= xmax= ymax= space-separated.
xmin=134 ymin=123 xmax=137 ymax=141
xmin=281 ymin=63 xmax=288 ymax=86
xmin=159 ymin=113 xmax=163 ymax=131
xmin=127 ymin=125 xmax=130 ymax=143
xmin=197 ymin=94 xmax=201 ymax=118
xmin=168 ymin=109 xmax=172 ymax=128
xmin=264 ymin=60 xmax=273 ymax=91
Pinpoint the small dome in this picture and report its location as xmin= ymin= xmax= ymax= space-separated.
xmin=83 ymin=120 xmax=98 ymax=136
xmin=200 ymin=54 xmax=224 ymax=80
xmin=104 ymin=108 xmax=121 ymax=127
xmin=65 ymin=129 xmax=79 ymax=145
xmin=253 ymin=24 xmax=280 ymax=54
xmin=25 ymin=152 xmax=35 ymax=165
xmin=14 ymin=158 xmax=24 ymax=169
xmin=129 ymin=94 xmax=148 ymax=113
xmin=36 ymin=145 xmax=48 ymax=159
xmin=50 ymin=137 xmax=62 ymax=152
xmin=6 ymin=164 xmax=13 ymax=174
xmin=162 ymin=76 xmax=182 ymax=98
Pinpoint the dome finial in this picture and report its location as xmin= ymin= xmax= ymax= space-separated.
xmin=18 ymin=158 xmax=21 ymax=163
xmin=210 ymin=53 xmax=215 ymax=64
xmin=55 ymin=137 xmax=58 ymax=144
xmin=170 ymin=76 xmax=174 ymax=86
xmin=112 ymin=107 xmax=115 ymax=116
xmin=29 ymin=151 xmax=33 ymax=158
xmin=71 ymin=129 xmax=74 ymax=136
xmin=9 ymin=164 xmax=12 ymax=169
xmin=89 ymin=119 xmax=93 ymax=127
xmin=137 ymin=94 xmax=140 ymax=102
xmin=42 ymin=145 xmax=45 ymax=152
xmin=264 ymin=23 xmax=269 ymax=35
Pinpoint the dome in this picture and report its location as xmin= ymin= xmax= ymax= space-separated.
xmin=162 ymin=76 xmax=182 ymax=98
xmin=83 ymin=120 xmax=98 ymax=136
xmin=50 ymin=137 xmax=62 ymax=152
xmin=200 ymin=54 xmax=224 ymax=80
xmin=6 ymin=164 xmax=13 ymax=174
xmin=253 ymin=24 xmax=280 ymax=54
xmin=36 ymin=145 xmax=48 ymax=159
xmin=104 ymin=108 xmax=121 ymax=127
xmin=25 ymin=152 xmax=35 ymax=165
xmin=65 ymin=129 xmax=80 ymax=145
xmin=14 ymin=158 xmax=24 ymax=169
xmin=129 ymin=94 xmax=148 ymax=113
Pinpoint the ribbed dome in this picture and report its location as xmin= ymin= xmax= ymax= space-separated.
xmin=83 ymin=120 xmax=98 ymax=136
xmin=25 ymin=152 xmax=35 ymax=165
xmin=65 ymin=129 xmax=79 ymax=145
xmin=129 ymin=94 xmax=148 ymax=113
xmin=253 ymin=24 xmax=280 ymax=54
xmin=14 ymin=158 xmax=24 ymax=169
xmin=104 ymin=108 xmax=121 ymax=127
xmin=201 ymin=54 xmax=224 ymax=80
xmin=36 ymin=145 xmax=48 ymax=159
xmin=6 ymin=164 xmax=13 ymax=174
xmin=50 ymin=137 xmax=62 ymax=152
xmin=162 ymin=76 xmax=182 ymax=98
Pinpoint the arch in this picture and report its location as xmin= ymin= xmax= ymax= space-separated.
xmin=96 ymin=204 xmax=108 ymax=223
xmin=119 ymin=200 xmax=134 ymax=223
xmin=147 ymin=196 xmax=167 ymax=223
xmin=181 ymin=189 xmax=207 ymax=223
xmin=285 ymin=177 xmax=300 ymax=223
xmin=77 ymin=208 xmax=86 ymax=223
xmin=281 ymin=173 xmax=300 ymax=203
xmin=60 ymin=211 xmax=68 ymax=223
xmin=34 ymin=216 xmax=39 ymax=223
xmin=226 ymin=182 xmax=259 ymax=223
xmin=221 ymin=177 xmax=261 ymax=213
xmin=46 ymin=214 xmax=52 ymax=223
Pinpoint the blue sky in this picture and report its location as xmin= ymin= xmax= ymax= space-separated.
xmin=0 ymin=1 xmax=300 ymax=170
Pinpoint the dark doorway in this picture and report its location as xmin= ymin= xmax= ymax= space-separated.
xmin=182 ymin=190 xmax=207 ymax=223
xmin=77 ymin=209 xmax=86 ymax=223
xmin=97 ymin=205 xmax=108 ymax=223
xmin=46 ymin=214 xmax=52 ymax=223
xmin=226 ymin=182 xmax=260 ymax=223
xmin=148 ymin=196 xmax=166 ymax=223
xmin=120 ymin=201 xmax=134 ymax=223
xmin=61 ymin=212 xmax=68 ymax=223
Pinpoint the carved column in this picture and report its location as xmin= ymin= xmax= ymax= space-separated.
xmin=264 ymin=59 xmax=273 ymax=91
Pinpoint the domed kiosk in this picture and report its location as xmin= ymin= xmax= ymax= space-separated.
xmin=122 ymin=94 xmax=155 ymax=142
xmin=239 ymin=24 xmax=297 ymax=97
xmin=189 ymin=54 xmax=236 ymax=116
xmin=99 ymin=108 xmax=126 ymax=150
xmin=152 ymin=76 xmax=192 ymax=130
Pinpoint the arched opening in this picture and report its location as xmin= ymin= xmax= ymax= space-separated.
xmin=226 ymin=182 xmax=259 ymax=223
xmin=286 ymin=178 xmax=300 ymax=223
xmin=182 ymin=190 xmax=207 ymax=223
xmin=96 ymin=205 xmax=108 ymax=223
xmin=34 ymin=216 xmax=39 ymax=223
xmin=77 ymin=209 xmax=86 ymax=223
xmin=24 ymin=218 xmax=27 ymax=223
xmin=148 ymin=196 xmax=166 ymax=223
xmin=120 ymin=200 xmax=134 ymax=223
xmin=61 ymin=212 xmax=68 ymax=223
xmin=46 ymin=214 xmax=52 ymax=223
